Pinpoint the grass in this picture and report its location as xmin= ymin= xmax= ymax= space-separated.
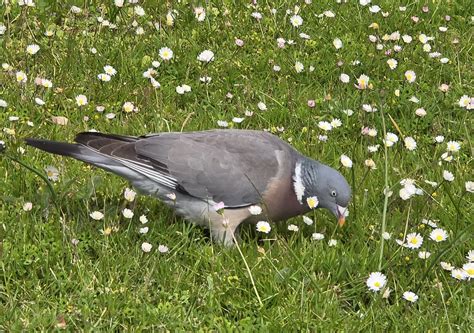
xmin=1 ymin=0 xmax=473 ymax=330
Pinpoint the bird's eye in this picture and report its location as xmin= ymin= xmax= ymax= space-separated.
xmin=331 ymin=190 xmax=337 ymax=197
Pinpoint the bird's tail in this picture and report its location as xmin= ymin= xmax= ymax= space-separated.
xmin=25 ymin=133 xmax=139 ymax=178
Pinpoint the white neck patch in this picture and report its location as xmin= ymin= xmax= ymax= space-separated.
xmin=293 ymin=162 xmax=305 ymax=204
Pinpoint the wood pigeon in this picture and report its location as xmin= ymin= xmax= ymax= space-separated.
xmin=26 ymin=130 xmax=351 ymax=245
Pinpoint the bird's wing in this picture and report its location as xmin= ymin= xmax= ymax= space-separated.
xmin=133 ymin=130 xmax=292 ymax=207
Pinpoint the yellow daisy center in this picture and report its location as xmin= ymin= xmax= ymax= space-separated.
xmin=374 ymin=282 xmax=380 ymax=287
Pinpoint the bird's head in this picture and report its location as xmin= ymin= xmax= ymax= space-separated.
xmin=294 ymin=158 xmax=351 ymax=226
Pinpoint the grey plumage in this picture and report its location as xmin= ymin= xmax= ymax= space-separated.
xmin=26 ymin=129 xmax=351 ymax=245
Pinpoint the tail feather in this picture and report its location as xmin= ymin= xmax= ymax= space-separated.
xmin=75 ymin=132 xmax=137 ymax=145
xmin=25 ymin=138 xmax=82 ymax=158
xmin=25 ymin=138 xmax=122 ymax=167
xmin=25 ymin=137 xmax=146 ymax=183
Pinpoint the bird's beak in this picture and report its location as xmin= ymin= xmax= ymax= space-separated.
xmin=337 ymin=205 xmax=347 ymax=227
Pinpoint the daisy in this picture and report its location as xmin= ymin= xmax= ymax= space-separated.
xmin=429 ymin=228 xmax=448 ymax=242
xmin=467 ymin=250 xmax=474 ymax=262
xmin=318 ymin=121 xmax=332 ymax=131
xmin=331 ymin=118 xmax=342 ymax=128
xmin=122 ymin=208 xmax=134 ymax=219
xmin=443 ymin=170 xmax=454 ymax=182
xmin=139 ymin=227 xmax=149 ymax=234
xmin=97 ymin=73 xmax=111 ymax=82
xmin=122 ymin=102 xmax=135 ymax=113
xmin=256 ymin=221 xmax=271 ymax=233
xmin=458 ymin=95 xmax=470 ymax=108
xmin=194 ymin=7 xmax=206 ymax=21
xmin=197 ymin=50 xmax=214 ymax=63
xmin=405 ymin=70 xmax=416 ymax=83
xmin=404 ymin=137 xmax=417 ymax=151
xmin=139 ymin=215 xmax=148 ymax=224
xmin=440 ymin=262 xmax=454 ymax=271
xmin=451 ymin=268 xmax=468 ymax=281
xmin=248 ymin=205 xmax=262 ymax=215
xmin=366 ymin=272 xmax=387 ymax=292
xmin=141 ymin=242 xmax=152 ymax=252
xmin=340 ymin=73 xmax=350 ymax=83
xmin=340 ymin=154 xmax=353 ymax=168
xmin=312 ymin=233 xmax=325 ymax=240
xmin=402 ymin=291 xmax=418 ymax=303
xmin=159 ymin=47 xmax=173 ymax=61
xmin=124 ymin=188 xmax=136 ymax=202
xmin=217 ymin=120 xmax=228 ymax=128
xmin=387 ymin=58 xmax=398 ymax=69
xmin=306 ymin=196 xmax=319 ymax=209
xmin=104 ymin=65 xmax=117 ymax=76
xmin=418 ymin=251 xmax=431 ymax=259
xmin=303 ymin=216 xmax=313 ymax=225
xmin=75 ymin=94 xmax=88 ymax=106
xmin=158 ymin=244 xmax=169 ymax=253
xmin=405 ymin=232 xmax=423 ymax=249
xmin=287 ymin=224 xmax=299 ymax=232
xmin=23 ymin=202 xmax=33 ymax=211
xmin=382 ymin=232 xmax=391 ymax=240
xmin=16 ymin=71 xmax=28 ymax=83
xmin=290 ymin=15 xmax=303 ymax=27
xmin=333 ymin=38 xmax=343 ymax=49
xmin=26 ymin=44 xmax=40 ymax=55
xmin=462 ymin=263 xmax=474 ymax=279
xmin=328 ymin=239 xmax=337 ymax=247
xmin=295 ymin=61 xmax=304 ymax=73
xmin=446 ymin=141 xmax=461 ymax=153
xmin=45 ymin=166 xmax=59 ymax=182
xmin=466 ymin=181 xmax=474 ymax=193
xmin=383 ymin=132 xmax=398 ymax=147
xmin=356 ymin=74 xmax=370 ymax=89
xmin=0 ymin=99 xmax=7 ymax=108
xmin=415 ymin=108 xmax=427 ymax=117
xmin=365 ymin=159 xmax=376 ymax=169
xmin=89 ymin=211 xmax=104 ymax=220
xmin=257 ymin=102 xmax=267 ymax=111
xmin=134 ymin=5 xmax=145 ymax=16
xmin=166 ymin=12 xmax=174 ymax=26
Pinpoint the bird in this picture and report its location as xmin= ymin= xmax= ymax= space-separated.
xmin=26 ymin=130 xmax=351 ymax=246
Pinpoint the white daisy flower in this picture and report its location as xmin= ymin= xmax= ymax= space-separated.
xmin=402 ymin=291 xmax=418 ymax=303
xmin=440 ymin=261 xmax=454 ymax=271
xmin=405 ymin=70 xmax=416 ymax=83
xmin=366 ymin=272 xmax=387 ymax=292
xmin=141 ymin=242 xmax=152 ymax=252
xmin=340 ymin=154 xmax=353 ymax=168
xmin=462 ymin=263 xmax=474 ymax=279
xmin=197 ymin=50 xmax=214 ymax=63
xmin=290 ymin=15 xmax=303 ymax=27
xmin=429 ymin=228 xmax=448 ymax=242
xmin=451 ymin=268 xmax=468 ymax=281
xmin=312 ymin=233 xmax=325 ymax=240
xmin=256 ymin=221 xmax=271 ymax=233
xmin=90 ymin=211 xmax=104 ymax=220
xmin=287 ymin=224 xmax=299 ymax=232
xmin=75 ymin=94 xmax=88 ymax=106
xmin=443 ymin=170 xmax=454 ymax=182
xmin=248 ymin=205 xmax=262 ymax=215
xmin=159 ymin=47 xmax=173 ymax=61
xmin=405 ymin=232 xmax=423 ymax=249
xmin=122 ymin=208 xmax=134 ymax=219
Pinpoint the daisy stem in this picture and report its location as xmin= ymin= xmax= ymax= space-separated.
xmin=5 ymin=153 xmax=58 ymax=204
xmin=232 ymin=233 xmax=263 ymax=307
xmin=378 ymin=105 xmax=389 ymax=271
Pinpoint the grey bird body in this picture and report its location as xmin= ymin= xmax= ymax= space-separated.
xmin=26 ymin=129 xmax=351 ymax=245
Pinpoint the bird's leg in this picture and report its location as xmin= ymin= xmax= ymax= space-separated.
xmin=209 ymin=217 xmax=242 ymax=247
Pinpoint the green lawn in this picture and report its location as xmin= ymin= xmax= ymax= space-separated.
xmin=1 ymin=1 xmax=473 ymax=330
